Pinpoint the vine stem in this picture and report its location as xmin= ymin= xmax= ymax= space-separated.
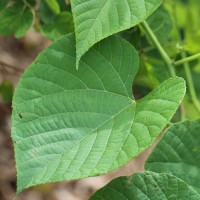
xmin=181 ymin=51 xmax=200 ymax=113
xmin=142 ymin=21 xmax=176 ymax=77
xmin=171 ymin=0 xmax=200 ymax=114
xmin=174 ymin=52 xmax=200 ymax=66
xmin=142 ymin=19 xmax=200 ymax=114
xmin=23 ymin=0 xmax=36 ymax=21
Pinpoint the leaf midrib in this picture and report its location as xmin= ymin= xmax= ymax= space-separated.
xmin=14 ymin=88 xmax=133 ymax=107
xmin=15 ymin=99 xmax=135 ymax=147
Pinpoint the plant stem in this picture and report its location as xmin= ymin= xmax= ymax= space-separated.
xmin=23 ymin=0 xmax=36 ymax=21
xmin=23 ymin=0 xmax=32 ymax=9
xmin=171 ymin=0 xmax=200 ymax=114
xmin=142 ymin=21 xmax=176 ymax=77
xmin=142 ymin=18 xmax=200 ymax=115
xmin=174 ymin=52 xmax=200 ymax=66
xmin=181 ymin=52 xmax=200 ymax=113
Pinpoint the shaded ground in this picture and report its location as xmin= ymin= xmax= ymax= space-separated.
xmin=0 ymin=30 xmax=152 ymax=200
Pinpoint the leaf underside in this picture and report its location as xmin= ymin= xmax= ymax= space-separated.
xmin=146 ymin=120 xmax=200 ymax=193
xmin=90 ymin=171 xmax=200 ymax=200
xmin=12 ymin=34 xmax=185 ymax=193
xmin=71 ymin=0 xmax=163 ymax=67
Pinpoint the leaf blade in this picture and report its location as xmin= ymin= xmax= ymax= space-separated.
xmin=90 ymin=172 xmax=200 ymax=200
xmin=71 ymin=0 xmax=163 ymax=68
xmin=145 ymin=120 xmax=200 ymax=193
xmin=12 ymin=34 xmax=185 ymax=193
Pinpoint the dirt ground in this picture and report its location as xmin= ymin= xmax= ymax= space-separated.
xmin=0 ymin=29 xmax=152 ymax=200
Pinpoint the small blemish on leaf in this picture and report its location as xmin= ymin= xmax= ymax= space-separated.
xmin=18 ymin=113 xmax=23 ymax=119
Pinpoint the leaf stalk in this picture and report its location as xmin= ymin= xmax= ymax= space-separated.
xmin=180 ymin=51 xmax=200 ymax=113
xmin=171 ymin=0 xmax=200 ymax=114
xmin=142 ymin=21 xmax=176 ymax=77
xmin=174 ymin=53 xmax=200 ymax=66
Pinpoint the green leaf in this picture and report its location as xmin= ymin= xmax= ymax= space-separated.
xmin=146 ymin=120 xmax=200 ymax=193
xmin=71 ymin=0 xmax=163 ymax=68
xmin=45 ymin=0 xmax=60 ymax=15
xmin=147 ymin=7 xmax=172 ymax=43
xmin=39 ymin=0 xmax=56 ymax=24
xmin=0 ymin=5 xmax=33 ymax=38
xmin=12 ymin=34 xmax=185 ymax=193
xmin=0 ymin=0 xmax=9 ymax=10
xmin=90 ymin=172 xmax=200 ymax=200
xmin=42 ymin=12 xmax=74 ymax=41
xmin=0 ymin=80 xmax=13 ymax=103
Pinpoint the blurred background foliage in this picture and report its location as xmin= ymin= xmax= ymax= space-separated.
xmin=0 ymin=0 xmax=200 ymax=200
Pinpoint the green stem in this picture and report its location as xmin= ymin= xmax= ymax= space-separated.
xmin=174 ymin=52 xmax=200 ymax=66
xmin=171 ymin=0 xmax=200 ymax=114
xmin=23 ymin=0 xmax=32 ymax=9
xmin=181 ymin=52 xmax=200 ymax=113
xmin=142 ymin=21 xmax=176 ymax=77
xmin=23 ymin=0 xmax=36 ymax=20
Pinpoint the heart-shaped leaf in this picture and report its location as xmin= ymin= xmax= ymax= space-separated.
xmin=12 ymin=34 xmax=185 ymax=193
xmin=146 ymin=120 xmax=200 ymax=193
xmin=71 ymin=0 xmax=163 ymax=67
xmin=90 ymin=172 xmax=200 ymax=200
